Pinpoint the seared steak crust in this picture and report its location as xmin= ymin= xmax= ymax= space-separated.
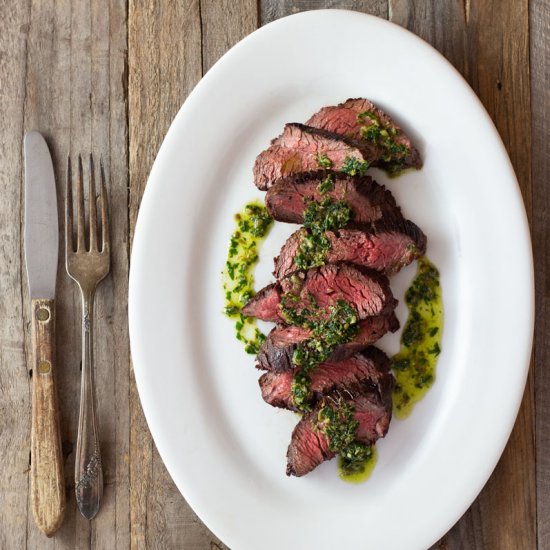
xmin=286 ymin=379 xmax=393 ymax=477
xmin=259 ymin=347 xmax=394 ymax=411
xmin=256 ymin=313 xmax=399 ymax=372
xmin=306 ymin=98 xmax=422 ymax=171
xmin=242 ymin=264 xmax=397 ymax=323
xmin=241 ymin=97 xmax=428 ymax=478
xmin=265 ymin=170 xmax=401 ymax=225
xmin=253 ymin=123 xmax=373 ymax=190
xmin=274 ymin=217 xmax=427 ymax=279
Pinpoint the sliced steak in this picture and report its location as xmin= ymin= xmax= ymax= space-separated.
xmin=265 ymin=170 xmax=401 ymax=225
xmin=240 ymin=283 xmax=281 ymax=322
xmin=286 ymin=414 xmax=335 ymax=477
xmin=286 ymin=380 xmax=392 ymax=477
xmin=306 ymin=98 xmax=422 ymax=172
xmin=274 ymin=218 xmax=427 ymax=279
xmin=256 ymin=313 xmax=399 ymax=371
xmin=254 ymin=123 xmax=372 ymax=190
xmin=260 ymin=347 xmax=393 ymax=410
xmin=242 ymin=264 xmax=397 ymax=323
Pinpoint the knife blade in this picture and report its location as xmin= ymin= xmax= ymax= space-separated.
xmin=24 ymin=131 xmax=65 ymax=536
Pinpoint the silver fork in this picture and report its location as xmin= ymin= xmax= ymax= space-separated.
xmin=65 ymin=154 xmax=110 ymax=520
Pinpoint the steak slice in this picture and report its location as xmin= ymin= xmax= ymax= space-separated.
xmin=265 ymin=170 xmax=401 ymax=225
xmin=256 ymin=313 xmax=399 ymax=371
xmin=240 ymin=282 xmax=281 ymax=322
xmin=286 ymin=415 xmax=335 ymax=477
xmin=253 ymin=123 xmax=372 ymax=190
xmin=260 ymin=347 xmax=393 ymax=411
xmin=286 ymin=380 xmax=392 ymax=477
xmin=241 ymin=264 xmax=397 ymax=323
xmin=306 ymin=98 xmax=422 ymax=173
xmin=274 ymin=218 xmax=427 ymax=279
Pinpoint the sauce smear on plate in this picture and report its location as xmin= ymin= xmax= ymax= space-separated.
xmin=222 ymin=201 xmax=273 ymax=354
xmin=392 ymin=257 xmax=443 ymax=418
xmin=339 ymin=446 xmax=378 ymax=483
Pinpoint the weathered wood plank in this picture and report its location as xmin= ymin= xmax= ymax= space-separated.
xmin=532 ymin=0 xmax=550 ymax=548
xmin=389 ymin=1 xmax=535 ymax=548
xmin=89 ymin=0 xmax=131 ymax=548
xmin=11 ymin=0 xmax=130 ymax=547
xmin=260 ymin=0 xmax=387 ymax=24
xmin=128 ymin=1 xmax=220 ymax=548
xmin=388 ymin=0 xmax=467 ymax=74
xmin=128 ymin=5 xmax=163 ymax=546
xmin=201 ymin=0 xmax=258 ymax=72
xmin=0 ymin=1 xmax=32 ymax=549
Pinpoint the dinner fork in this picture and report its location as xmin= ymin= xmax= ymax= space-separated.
xmin=65 ymin=154 xmax=110 ymax=520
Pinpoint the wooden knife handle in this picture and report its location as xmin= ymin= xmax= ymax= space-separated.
xmin=31 ymin=298 xmax=65 ymax=536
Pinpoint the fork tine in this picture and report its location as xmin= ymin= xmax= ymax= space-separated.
xmin=65 ymin=156 xmax=74 ymax=254
xmin=88 ymin=154 xmax=98 ymax=251
xmin=99 ymin=158 xmax=109 ymax=253
xmin=76 ymin=155 xmax=86 ymax=251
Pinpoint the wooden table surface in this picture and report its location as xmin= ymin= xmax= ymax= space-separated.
xmin=1 ymin=1 xmax=547 ymax=548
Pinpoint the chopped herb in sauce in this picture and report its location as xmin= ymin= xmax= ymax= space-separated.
xmin=357 ymin=110 xmax=411 ymax=174
xmin=303 ymin=197 xmax=352 ymax=232
xmin=318 ymin=173 xmax=335 ymax=195
xmin=339 ymin=445 xmax=377 ymax=482
xmin=294 ymin=231 xmax=332 ymax=271
xmin=279 ymin=299 xmax=359 ymax=412
xmin=341 ymin=156 xmax=370 ymax=176
xmin=222 ymin=201 xmax=273 ymax=354
xmin=392 ymin=257 xmax=443 ymax=418
xmin=318 ymin=401 xmax=358 ymax=451
xmin=316 ymin=398 xmax=374 ymax=478
xmin=294 ymin=198 xmax=353 ymax=271
xmin=316 ymin=153 xmax=333 ymax=169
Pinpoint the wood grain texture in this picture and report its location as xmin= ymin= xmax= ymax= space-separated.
xmin=201 ymin=0 xmax=258 ymax=72
xmin=30 ymin=299 xmax=65 ymax=536
xmin=531 ymin=0 xmax=550 ymax=548
xmin=0 ymin=2 xmax=33 ymax=548
xmin=389 ymin=1 xmax=535 ymax=549
xmin=12 ymin=0 xmax=130 ymax=547
xmin=261 ymin=0 xmax=387 ymax=23
xmin=128 ymin=1 xmax=214 ymax=548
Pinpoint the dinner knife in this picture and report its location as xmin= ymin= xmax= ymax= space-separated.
xmin=24 ymin=131 xmax=66 ymax=536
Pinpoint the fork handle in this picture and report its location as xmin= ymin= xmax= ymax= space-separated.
xmin=30 ymin=298 xmax=66 ymax=536
xmin=75 ymin=291 xmax=103 ymax=520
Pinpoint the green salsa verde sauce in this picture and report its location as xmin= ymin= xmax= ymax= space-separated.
xmin=294 ymin=197 xmax=353 ymax=273
xmin=392 ymin=256 xmax=443 ymax=418
xmin=317 ymin=398 xmax=375 ymax=479
xmin=279 ymin=299 xmax=360 ymax=412
xmin=356 ymin=110 xmax=411 ymax=176
xmin=338 ymin=446 xmax=378 ymax=483
xmin=222 ymin=201 xmax=273 ymax=354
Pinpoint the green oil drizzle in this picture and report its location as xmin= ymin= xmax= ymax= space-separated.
xmin=222 ymin=201 xmax=273 ymax=354
xmin=338 ymin=446 xmax=378 ymax=483
xmin=392 ymin=256 xmax=443 ymax=418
